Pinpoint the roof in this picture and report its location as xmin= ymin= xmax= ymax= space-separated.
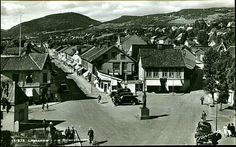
xmin=120 ymin=34 xmax=147 ymax=45
xmin=60 ymin=46 xmax=77 ymax=56
xmin=2 ymin=47 xmax=27 ymax=55
xmin=132 ymin=44 xmax=174 ymax=61
xmin=157 ymin=36 xmax=168 ymax=40
xmin=182 ymin=49 xmax=196 ymax=69
xmin=81 ymin=45 xmax=135 ymax=63
xmin=1 ymin=53 xmax=48 ymax=71
xmin=96 ymin=33 xmax=114 ymax=40
xmin=139 ymin=48 xmax=186 ymax=69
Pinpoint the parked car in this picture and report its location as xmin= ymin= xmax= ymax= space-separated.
xmin=109 ymin=88 xmax=131 ymax=98
xmin=58 ymin=83 xmax=69 ymax=93
xmin=112 ymin=95 xmax=140 ymax=106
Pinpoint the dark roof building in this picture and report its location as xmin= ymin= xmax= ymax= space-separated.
xmin=1 ymin=53 xmax=48 ymax=71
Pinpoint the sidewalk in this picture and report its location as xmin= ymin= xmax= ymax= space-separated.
xmin=52 ymin=59 xmax=109 ymax=100
xmin=29 ymin=102 xmax=60 ymax=109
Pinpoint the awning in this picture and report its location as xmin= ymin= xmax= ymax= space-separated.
xmin=166 ymin=80 xmax=183 ymax=86
xmin=146 ymin=80 xmax=161 ymax=86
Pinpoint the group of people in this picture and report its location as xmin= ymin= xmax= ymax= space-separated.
xmin=223 ymin=123 xmax=236 ymax=137
xmin=65 ymin=126 xmax=76 ymax=141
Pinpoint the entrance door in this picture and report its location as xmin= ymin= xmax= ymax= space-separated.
xmin=19 ymin=109 xmax=25 ymax=122
xmin=160 ymin=78 xmax=167 ymax=93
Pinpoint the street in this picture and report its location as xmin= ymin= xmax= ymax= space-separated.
xmin=27 ymin=60 xmax=235 ymax=145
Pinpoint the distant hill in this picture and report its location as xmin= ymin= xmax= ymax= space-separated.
xmin=4 ymin=12 xmax=101 ymax=38
xmin=104 ymin=7 xmax=235 ymax=26
xmin=105 ymin=15 xmax=140 ymax=24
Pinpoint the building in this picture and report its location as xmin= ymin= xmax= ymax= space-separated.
xmin=80 ymin=45 xmax=136 ymax=92
xmin=116 ymin=34 xmax=147 ymax=55
xmin=1 ymin=74 xmax=29 ymax=132
xmin=138 ymin=47 xmax=196 ymax=93
xmin=1 ymin=53 xmax=52 ymax=104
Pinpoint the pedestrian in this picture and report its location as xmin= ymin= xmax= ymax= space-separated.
xmin=49 ymin=122 xmax=56 ymax=144
xmin=227 ymin=123 xmax=232 ymax=136
xmin=42 ymin=103 xmax=45 ymax=110
xmin=70 ymin=126 xmax=75 ymax=141
xmin=200 ymin=96 xmax=204 ymax=105
xmin=65 ymin=127 xmax=71 ymax=140
xmin=223 ymin=125 xmax=229 ymax=137
xmin=97 ymin=95 xmax=101 ymax=103
xmin=88 ymin=127 xmax=94 ymax=145
xmin=42 ymin=119 xmax=47 ymax=132
xmin=46 ymin=103 xmax=49 ymax=111
xmin=201 ymin=111 xmax=207 ymax=121
xmin=230 ymin=123 xmax=236 ymax=137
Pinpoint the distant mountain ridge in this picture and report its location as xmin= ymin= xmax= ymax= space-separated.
xmin=1 ymin=7 xmax=234 ymax=38
xmin=3 ymin=12 xmax=101 ymax=37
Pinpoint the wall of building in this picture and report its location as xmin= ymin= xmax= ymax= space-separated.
xmin=14 ymin=102 xmax=28 ymax=122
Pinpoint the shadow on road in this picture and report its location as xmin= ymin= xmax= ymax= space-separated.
xmin=100 ymin=101 xmax=109 ymax=104
xmin=148 ymin=114 xmax=169 ymax=119
xmin=93 ymin=140 xmax=108 ymax=146
xmin=20 ymin=119 xmax=65 ymax=131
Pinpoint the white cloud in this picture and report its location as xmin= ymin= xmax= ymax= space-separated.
xmin=1 ymin=0 xmax=234 ymax=30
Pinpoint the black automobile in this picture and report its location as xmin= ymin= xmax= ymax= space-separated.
xmin=112 ymin=95 xmax=140 ymax=106
xmin=58 ymin=83 xmax=69 ymax=93
xmin=109 ymin=88 xmax=131 ymax=98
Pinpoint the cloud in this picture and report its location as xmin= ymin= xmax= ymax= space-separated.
xmin=1 ymin=0 xmax=234 ymax=30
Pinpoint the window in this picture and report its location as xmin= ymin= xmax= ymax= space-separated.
xmin=113 ymin=63 xmax=120 ymax=70
xmin=146 ymin=70 xmax=152 ymax=78
xmin=12 ymin=74 xmax=19 ymax=83
xmin=169 ymin=72 xmax=174 ymax=78
xmin=111 ymin=52 xmax=117 ymax=60
xmin=122 ymin=62 xmax=127 ymax=71
xmin=26 ymin=74 xmax=33 ymax=83
xmin=153 ymin=70 xmax=159 ymax=78
xmin=43 ymin=73 xmax=48 ymax=83
xmin=162 ymin=70 xmax=168 ymax=78
xmin=121 ymin=54 xmax=126 ymax=60
xmin=176 ymin=69 xmax=181 ymax=78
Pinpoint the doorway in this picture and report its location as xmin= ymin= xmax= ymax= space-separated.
xmin=160 ymin=78 xmax=167 ymax=93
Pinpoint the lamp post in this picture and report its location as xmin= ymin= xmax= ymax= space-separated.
xmin=216 ymin=102 xmax=218 ymax=131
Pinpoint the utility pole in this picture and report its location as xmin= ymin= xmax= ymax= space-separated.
xmin=19 ymin=15 xmax=22 ymax=56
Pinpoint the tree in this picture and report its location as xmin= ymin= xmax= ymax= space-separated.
xmin=203 ymin=47 xmax=219 ymax=103
xmin=216 ymin=51 xmax=230 ymax=110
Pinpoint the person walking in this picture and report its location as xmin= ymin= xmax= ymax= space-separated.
xmin=65 ymin=127 xmax=71 ymax=140
xmin=88 ymin=127 xmax=94 ymax=145
xmin=201 ymin=111 xmax=207 ymax=122
xmin=49 ymin=122 xmax=56 ymax=144
xmin=97 ymin=95 xmax=101 ymax=103
xmin=230 ymin=123 xmax=236 ymax=137
xmin=200 ymin=96 xmax=204 ymax=105
xmin=46 ymin=103 xmax=49 ymax=111
xmin=70 ymin=126 xmax=75 ymax=142
xmin=42 ymin=119 xmax=47 ymax=132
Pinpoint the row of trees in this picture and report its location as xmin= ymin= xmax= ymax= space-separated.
xmin=203 ymin=47 xmax=235 ymax=110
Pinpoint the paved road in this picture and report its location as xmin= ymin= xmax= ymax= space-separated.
xmin=28 ymin=59 xmax=235 ymax=145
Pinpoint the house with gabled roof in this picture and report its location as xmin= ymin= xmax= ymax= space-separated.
xmin=1 ymin=53 xmax=52 ymax=104
xmin=138 ymin=47 xmax=195 ymax=93
xmin=80 ymin=45 xmax=136 ymax=92
xmin=116 ymin=34 xmax=147 ymax=56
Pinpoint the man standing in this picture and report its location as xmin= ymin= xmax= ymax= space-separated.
xmin=42 ymin=119 xmax=47 ymax=132
xmin=200 ymin=96 xmax=204 ymax=105
xmin=97 ymin=95 xmax=101 ymax=103
xmin=88 ymin=127 xmax=94 ymax=145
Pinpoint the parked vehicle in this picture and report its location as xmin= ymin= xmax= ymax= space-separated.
xmin=112 ymin=95 xmax=140 ymax=106
xmin=58 ymin=83 xmax=69 ymax=93
xmin=109 ymin=88 xmax=131 ymax=98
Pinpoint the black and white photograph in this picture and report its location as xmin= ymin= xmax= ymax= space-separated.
xmin=1 ymin=0 xmax=235 ymax=146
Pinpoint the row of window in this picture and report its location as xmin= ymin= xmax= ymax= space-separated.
xmin=113 ymin=62 xmax=128 ymax=70
xmin=146 ymin=70 xmax=182 ymax=78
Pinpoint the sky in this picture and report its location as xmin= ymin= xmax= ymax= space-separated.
xmin=1 ymin=0 xmax=235 ymax=30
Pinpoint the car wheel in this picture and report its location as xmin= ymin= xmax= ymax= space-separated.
xmin=132 ymin=101 xmax=136 ymax=105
